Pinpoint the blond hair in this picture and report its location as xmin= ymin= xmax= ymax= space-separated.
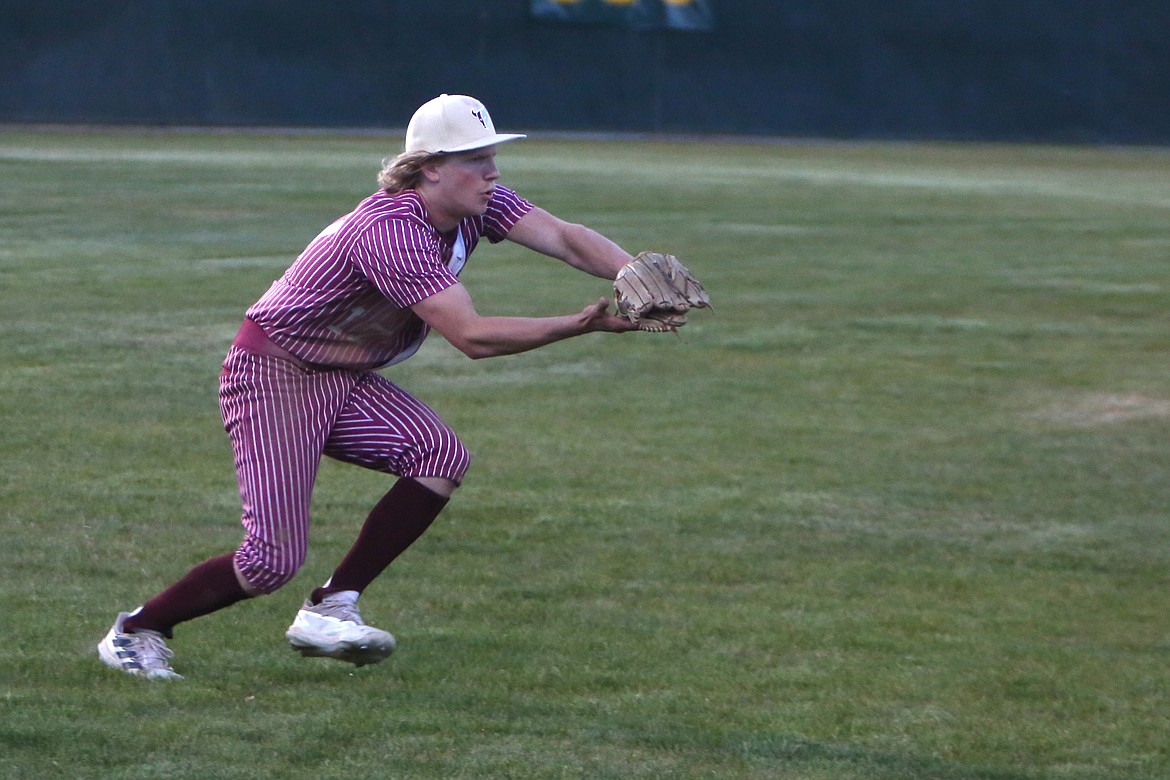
xmin=377 ymin=150 xmax=442 ymax=193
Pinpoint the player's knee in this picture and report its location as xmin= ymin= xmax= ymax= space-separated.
xmin=410 ymin=433 xmax=471 ymax=485
xmin=233 ymin=544 xmax=306 ymax=595
xmin=413 ymin=475 xmax=461 ymax=498
xmin=447 ymin=439 xmax=471 ymax=482
xmin=253 ymin=564 xmax=300 ymax=595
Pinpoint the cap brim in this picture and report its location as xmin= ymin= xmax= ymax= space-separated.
xmin=438 ymin=133 xmax=527 ymax=153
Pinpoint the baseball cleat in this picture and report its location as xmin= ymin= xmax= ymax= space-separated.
xmin=98 ymin=611 xmax=184 ymax=680
xmin=285 ymin=591 xmax=396 ymax=667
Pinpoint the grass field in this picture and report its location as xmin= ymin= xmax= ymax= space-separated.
xmin=2 ymin=127 xmax=1169 ymax=779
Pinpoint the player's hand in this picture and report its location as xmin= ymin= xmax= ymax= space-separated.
xmin=580 ymin=297 xmax=641 ymax=333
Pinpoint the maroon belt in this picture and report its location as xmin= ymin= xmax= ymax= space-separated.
xmin=232 ymin=318 xmax=303 ymax=364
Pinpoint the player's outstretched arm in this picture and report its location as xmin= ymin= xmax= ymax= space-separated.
xmin=505 ymin=207 xmax=633 ymax=280
xmin=412 ymin=284 xmax=637 ymax=360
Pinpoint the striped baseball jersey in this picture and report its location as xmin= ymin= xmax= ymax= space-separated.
xmin=246 ymin=185 xmax=533 ymax=370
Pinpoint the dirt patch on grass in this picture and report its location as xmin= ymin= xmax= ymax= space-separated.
xmin=1033 ymin=393 xmax=1170 ymax=427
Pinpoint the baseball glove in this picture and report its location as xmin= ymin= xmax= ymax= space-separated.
xmin=613 ymin=251 xmax=711 ymax=332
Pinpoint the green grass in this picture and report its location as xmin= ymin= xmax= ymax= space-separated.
xmin=2 ymin=128 xmax=1170 ymax=779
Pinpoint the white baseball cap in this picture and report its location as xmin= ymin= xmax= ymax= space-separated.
xmin=404 ymin=94 xmax=526 ymax=154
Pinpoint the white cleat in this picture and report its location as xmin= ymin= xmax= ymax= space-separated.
xmin=98 ymin=611 xmax=184 ymax=680
xmin=285 ymin=591 xmax=396 ymax=667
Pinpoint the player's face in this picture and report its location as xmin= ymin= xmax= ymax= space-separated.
xmin=434 ymin=146 xmax=500 ymax=220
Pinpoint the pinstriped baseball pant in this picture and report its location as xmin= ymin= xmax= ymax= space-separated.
xmin=218 ymin=346 xmax=470 ymax=594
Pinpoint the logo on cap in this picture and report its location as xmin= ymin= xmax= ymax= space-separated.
xmin=404 ymin=94 xmax=526 ymax=154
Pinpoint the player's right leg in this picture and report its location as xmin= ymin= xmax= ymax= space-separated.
xmin=98 ymin=611 xmax=183 ymax=680
xmin=98 ymin=348 xmax=353 ymax=679
xmin=221 ymin=352 xmax=340 ymax=595
xmin=97 ymin=553 xmax=247 ymax=679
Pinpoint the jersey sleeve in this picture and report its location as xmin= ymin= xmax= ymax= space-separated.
xmin=351 ymin=217 xmax=459 ymax=309
xmin=482 ymin=186 xmax=534 ymax=243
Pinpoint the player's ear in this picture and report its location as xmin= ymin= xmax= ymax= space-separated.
xmin=419 ymin=155 xmax=446 ymax=183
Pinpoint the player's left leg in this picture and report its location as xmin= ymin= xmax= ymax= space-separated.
xmin=318 ymin=371 xmax=470 ymax=598
xmin=285 ymin=373 xmax=469 ymax=665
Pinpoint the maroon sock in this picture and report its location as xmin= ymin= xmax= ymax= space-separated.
xmin=123 ymin=554 xmax=251 ymax=638
xmin=311 ymin=478 xmax=449 ymax=604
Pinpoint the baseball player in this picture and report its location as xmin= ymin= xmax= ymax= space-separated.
xmin=98 ymin=94 xmax=706 ymax=679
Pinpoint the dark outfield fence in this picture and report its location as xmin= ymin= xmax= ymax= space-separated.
xmin=2 ymin=1 xmax=1168 ymax=144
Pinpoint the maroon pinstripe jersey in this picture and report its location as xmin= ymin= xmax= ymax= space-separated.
xmin=246 ymin=185 xmax=533 ymax=370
